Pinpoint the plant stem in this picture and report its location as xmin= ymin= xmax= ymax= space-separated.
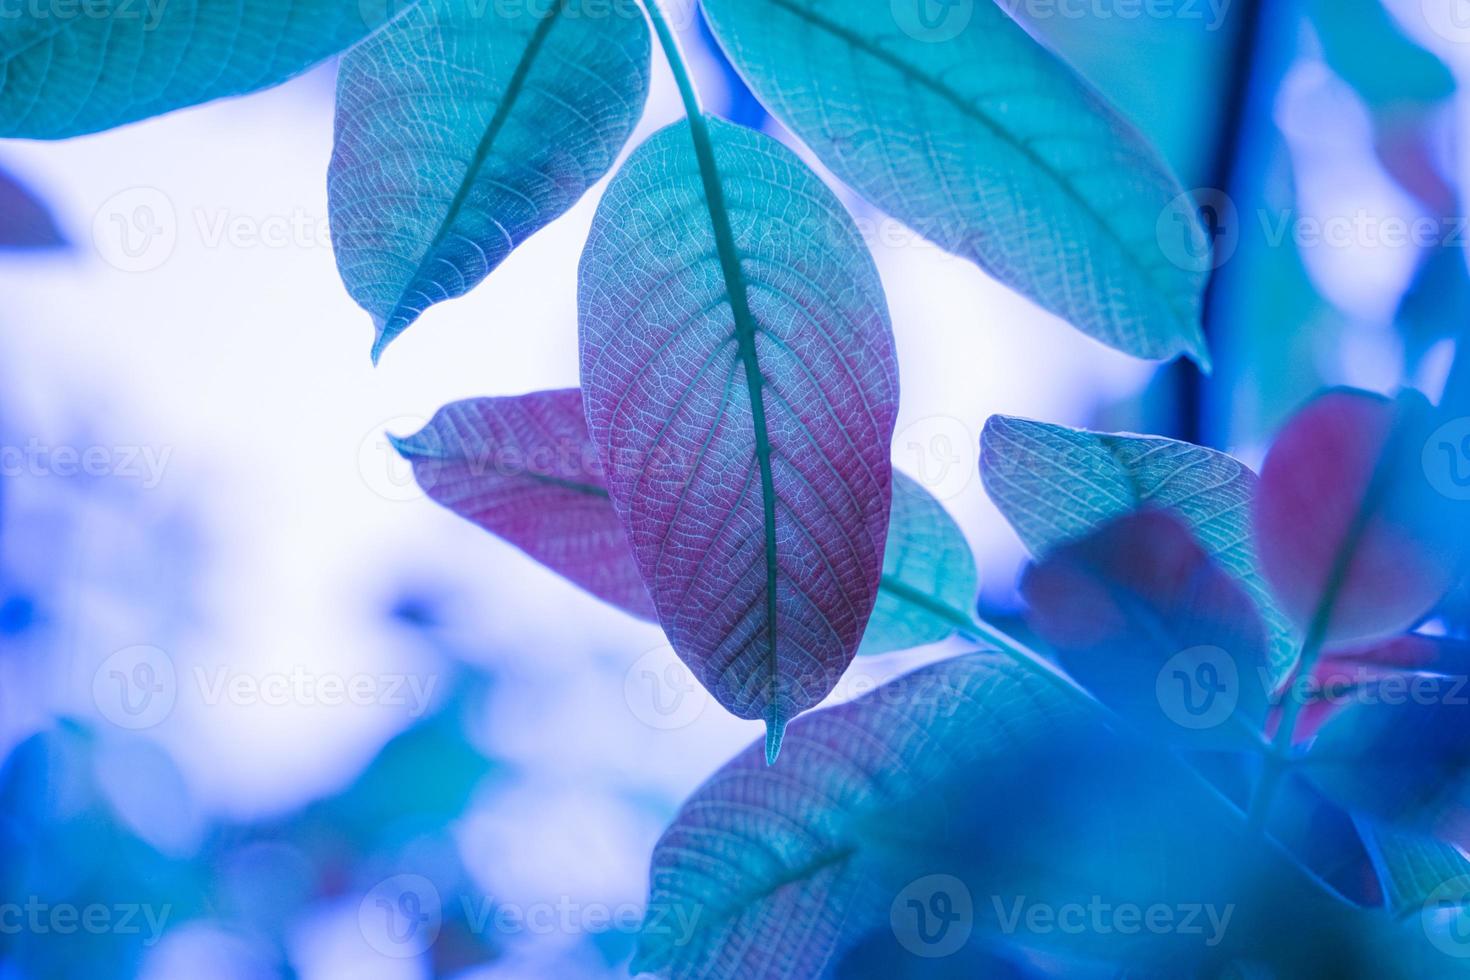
xmin=639 ymin=0 xmax=702 ymax=122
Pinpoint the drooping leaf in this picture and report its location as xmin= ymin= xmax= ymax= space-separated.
xmin=1253 ymin=388 xmax=1465 ymax=646
xmin=390 ymin=390 xmax=655 ymax=619
xmin=329 ymin=0 xmax=651 ymax=360
xmin=634 ymin=654 xmax=1404 ymax=978
xmin=699 ymin=0 xmax=1209 ymax=366
xmin=0 ymin=2 xmax=397 ymax=139
xmin=579 ymin=117 xmax=899 ymax=760
xmin=1021 ymin=510 xmax=1269 ymax=746
xmin=858 ymin=471 xmax=977 ymax=656
xmin=981 ymin=414 xmax=1296 ymax=682
xmin=1303 ymin=694 xmax=1470 ymax=843
xmin=0 ymin=166 xmax=66 ymax=249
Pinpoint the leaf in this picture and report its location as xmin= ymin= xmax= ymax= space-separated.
xmin=389 ymin=389 xmax=655 ymax=620
xmin=699 ymin=0 xmax=1209 ymax=366
xmin=1280 ymin=634 xmax=1470 ymax=745
xmin=329 ymin=0 xmax=651 ymax=361
xmin=634 ymin=653 xmax=1397 ymax=978
xmin=1360 ymin=820 xmax=1470 ymax=917
xmin=579 ymin=117 xmax=898 ymax=761
xmin=1303 ymin=694 xmax=1470 ymax=842
xmin=1020 ymin=510 xmax=1269 ymax=747
xmin=1253 ymin=388 xmax=1465 ymax=646
xmin=0 ymin=166 xmax=66 ymax=249
xmin=981 ymin=414 xmax=1297 ymax=682
xmin=858 ymin=471 xmax=977 ymax=656
xmin=0 ymin=1 xmax=396 ymax=139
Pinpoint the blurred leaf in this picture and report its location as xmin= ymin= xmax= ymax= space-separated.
xmin=700 ymin=0 xmax=1209 ymax=366
xmin=392 ymin=390 xmax=656 ymax=620
xmin=1253 ymin=388 xmax=1464 ymax=647
xmin=0 ymin=166 xmax=66 ymax=249
xmin=1021 ymin=510 xmax=1269 ymax=747
xmin=1303 ymin=694 xmax=1470 ymax=842
xmin=330 ymin=0 xmax=651 ymax=361
xmin=1396 ymin=244 xmax=1470 ymax=371
xmin=1308 ymin=0 xmax=1455 ymax=112
xmin=859 ymin=472 xmax=977 ymax=657
xmin=0 ymin=1 xmax=394 ymax=138
xmin=981 ymin=414 xmax=1296 ymax=682
xmin=579 ymin=118 xmax=898 ymax=760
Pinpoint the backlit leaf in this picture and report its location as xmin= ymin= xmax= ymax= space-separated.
xmin=699 ymin=0 xmax=1209 ymax=365
xmin=981 ymin=414 xmax=1296 ymax=682
xmin=389 ymin=389 xmax=655 ymax=619
xmin=329 ymin=0 xmax=651 ymax=360
xmin=0 ymin=1 xmax=395 ymax=138
xmin=579 ymin=117 xmax=899 ymax=760
xmin=858 ymin=471 xmax=977 ymax=656
xmin=0 ymin=166 xmax=66 ymax=249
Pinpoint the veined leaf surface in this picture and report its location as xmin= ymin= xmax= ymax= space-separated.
xmin=389 ymin=390 xmax=654 ymax=619
xmin=859 ymin=471 xmax=977 ymax=656
xmin=394 ymin=392 xmax=971 ymax=657
xmin=579 ymin=118 xmax=899 ymax=760
xmin=330 ymin=0 xmax=651 ymax=360
xmin=700 ymin=0 xmax=1209 ymax=365
xmin=0 ymin=1 xmax=395 ymax=138
xmin=981 ymin=414 xmax=1296 ymax=682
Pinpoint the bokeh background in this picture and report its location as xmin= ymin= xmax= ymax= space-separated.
xmin=1 ymin=0 xmax=1467 ymax=976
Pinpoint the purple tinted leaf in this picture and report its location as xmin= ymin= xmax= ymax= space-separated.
xmin=1020 ymin=510 xmax=1270 ymax=746
xmin=391 ymin=390 xmax=655 ymax=619
xmin=579 ymin=117 xmax=898 ymax=760
xmin=0 ymin=166 xmax=66 ymax=249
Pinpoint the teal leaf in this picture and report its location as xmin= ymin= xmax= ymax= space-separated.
xmin=1360 ymin=819 xmax=1470 ymax=918
xmin=981 ymin=414 xmax=1297 ymax=684
xmin=579 ymin=117 xmax=899 ymax=760
xmin=699 ymin=0 xmax=1209 ymax=366
xmin=859 ymin=471 xmax=977 ymax=656
xmin=0 ymin=1 xmax=396 ymax=138
xmin=330 ymin=0 xmax=651 ymax=360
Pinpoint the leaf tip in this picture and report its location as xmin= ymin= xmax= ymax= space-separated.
xmin=764 ymin=708 xmax=787 ymax=765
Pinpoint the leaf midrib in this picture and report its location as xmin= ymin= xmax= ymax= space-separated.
xmin=678 ymin=114 xmax=784 ymax=743
xmin=760 ymin=0 xmax=1197 ymax=335
xmin=376 ymin=0 xmax=569 ymax=351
